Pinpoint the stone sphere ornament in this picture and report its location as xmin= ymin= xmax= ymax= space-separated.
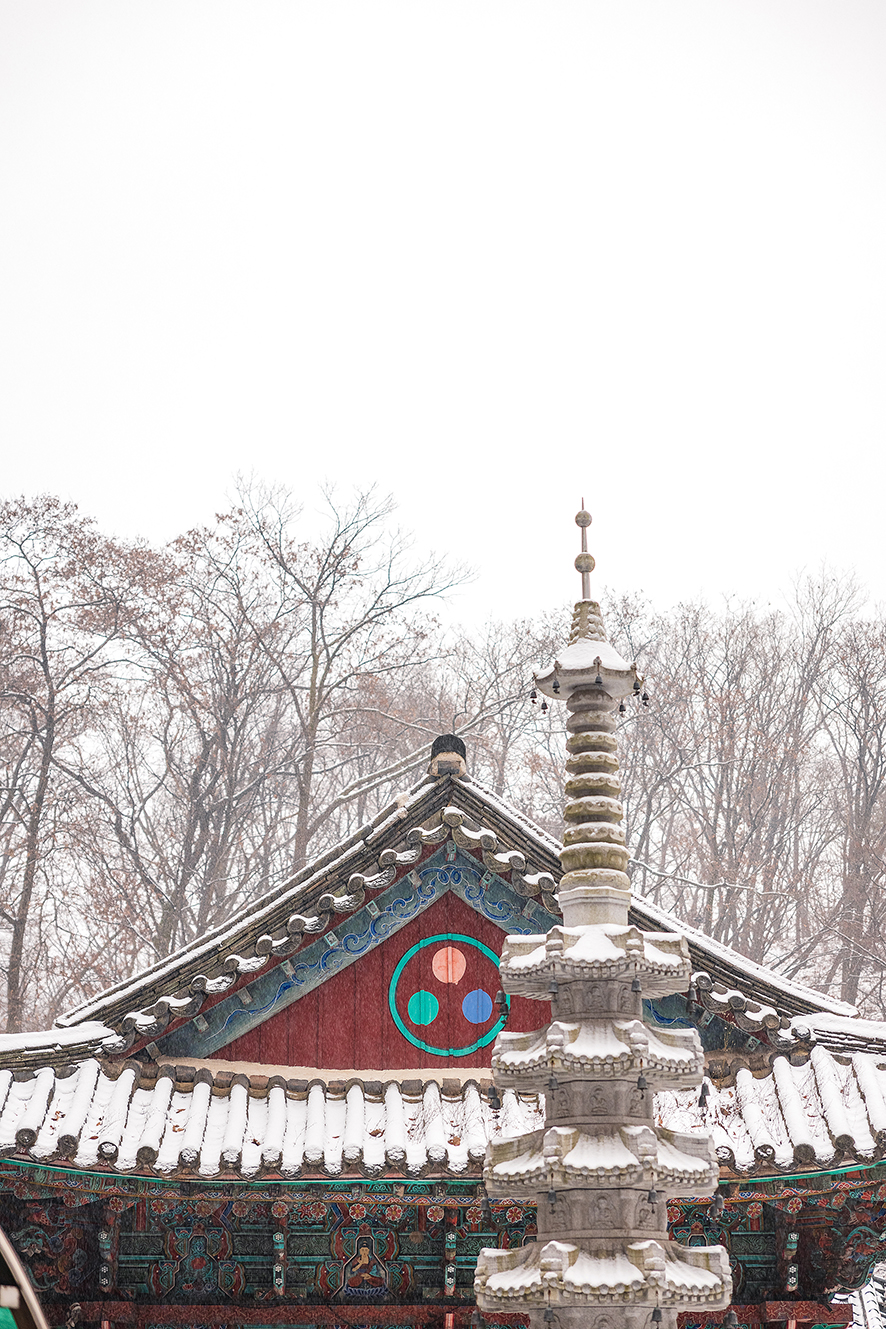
xmin=574 ymin=552 xmax=595 ymax=574
xmin=575 ymin=509 xmax=592 ymax=527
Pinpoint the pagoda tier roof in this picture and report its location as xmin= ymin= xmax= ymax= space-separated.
xmin=1 ymin=1046 xmax=886 ymax=1183
xmin=484 ymin=1121 xmax=718 ymax=1194
xmin=48 ymin=774 xmax=857 ymax=1058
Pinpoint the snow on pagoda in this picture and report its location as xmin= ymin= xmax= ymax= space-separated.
xmin=475 ymin=506 xmax=733 ymax=1329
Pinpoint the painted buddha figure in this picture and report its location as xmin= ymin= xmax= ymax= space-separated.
xmin=344 ymin=1237 xmax=387 ymax=1291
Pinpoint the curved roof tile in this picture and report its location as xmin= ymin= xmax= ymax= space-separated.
xmin=1 ymin=1046 xmax=886 ymax=1182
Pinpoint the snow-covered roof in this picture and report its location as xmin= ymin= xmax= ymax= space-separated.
xmin=1 ymin=1044 xmax=886 ymax=1182
xmin=47 ymin=773 xmax=870 ymax=1062
xmin=663 ymin=1044 xmax=886 ymax=1174
xmin=633 ymin=893 xmax=856 ymax=1022
xmin=0 ymin=1021 xmax=120 ymax=1062
xmin=0 ymin=1062 xmax=543 ymax=1179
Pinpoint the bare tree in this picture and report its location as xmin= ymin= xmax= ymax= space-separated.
xmin=813 ymin=615 xmax=886 ymax=1006
xmin=601 ymin=586 xmax=854 ymax=971
xmin=67 ymin=486 xmax=471 ymax=963
xmin=234 ymin=483 xmax=468 ymax=867
xmin=442 ymin=613 xmax=565 ymax=800
xmin=73 ymin=529 xmax=301 ymax=960
xmin=0 ymin=496 xmax=136 ymax=1029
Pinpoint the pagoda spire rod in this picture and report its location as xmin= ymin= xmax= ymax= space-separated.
xmin=575 ymin=502 xmax=594 ymax=601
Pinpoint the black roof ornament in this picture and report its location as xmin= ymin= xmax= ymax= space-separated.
xmin=430 ymin=734 xmax=467 ymax=760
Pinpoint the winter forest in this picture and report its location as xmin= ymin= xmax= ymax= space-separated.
xmin=2 ymin=486 xmax=885 ymax=1035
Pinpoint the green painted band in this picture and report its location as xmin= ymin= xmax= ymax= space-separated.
xmin=0 ymin=1157 xmax=501 ymax=1195
xmin=388 ymin=933 xmax=509 ymax=1057
xmin=3 ymin=1151 xmax=884 ymax=1197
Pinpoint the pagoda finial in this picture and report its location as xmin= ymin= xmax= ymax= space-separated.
xmin=575 ymin=502 xmax=594 ymax=601
xmin=533 ymin=503 xmax=637 ymax=704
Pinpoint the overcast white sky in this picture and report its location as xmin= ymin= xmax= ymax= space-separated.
xmin=1 ymin=2 xmax=884 ymax=625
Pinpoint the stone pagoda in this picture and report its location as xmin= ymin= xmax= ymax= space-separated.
xmin=475 ymin=507 xmax=732 ymax=1329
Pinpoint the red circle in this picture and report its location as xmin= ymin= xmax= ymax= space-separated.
xmin=432 ymin=946 xmax=466 ymax=984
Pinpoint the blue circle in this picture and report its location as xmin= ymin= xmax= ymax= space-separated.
xmin=462 ymin=988 xmax=494 ymax=1024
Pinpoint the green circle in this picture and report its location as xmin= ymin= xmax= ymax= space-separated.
xmin=389 ymin=933 xmax=510 ymax=1057
xmin=407 ymin=989 xmax=439 ymax=1025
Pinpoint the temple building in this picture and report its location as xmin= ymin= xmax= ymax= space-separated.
xmin=0 ymin=514 xmax=885 ymax=1329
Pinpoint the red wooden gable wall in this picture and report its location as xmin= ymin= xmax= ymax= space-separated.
xmin=216 ymin=893 xmax=549 ymax=1070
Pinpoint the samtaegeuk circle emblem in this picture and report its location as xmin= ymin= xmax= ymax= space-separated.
xmin=388 ymin=933 xmax=509 ymax=1056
